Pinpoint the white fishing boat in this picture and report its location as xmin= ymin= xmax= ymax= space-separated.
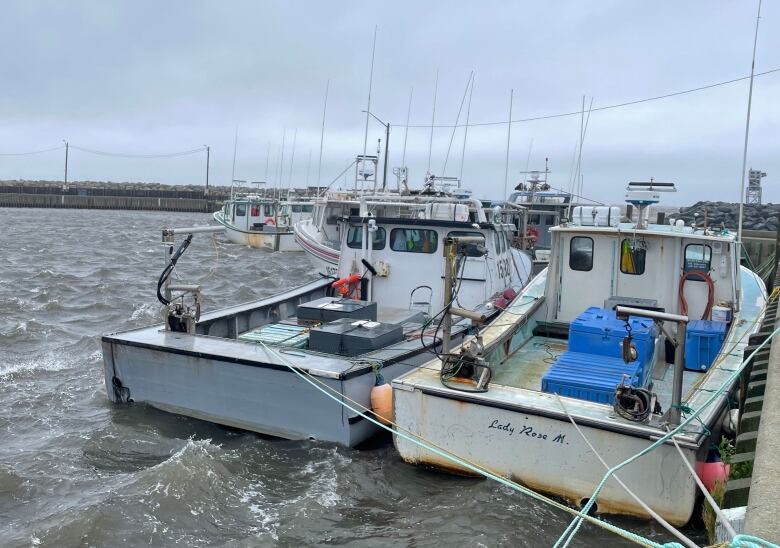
xmin=392 ymin=181 xmax=765 ymax=526
xmin=102 ymin=196 xmax=532 ymax=447
xmin=214 ymin=194 xmax=314 ymax=251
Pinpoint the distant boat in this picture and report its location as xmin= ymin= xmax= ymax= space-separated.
xmin=213 ymin=194 xmax=315 ymax=251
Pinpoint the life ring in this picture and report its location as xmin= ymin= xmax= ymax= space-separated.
xmin=263 ymin=217 xmax=276 ymax=225
xmin=331 ymin=274 xmax=362 ymax=297
xmin=526 ymin=226 xmax=540 ymax=244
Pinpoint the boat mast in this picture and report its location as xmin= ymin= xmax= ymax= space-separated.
xmin=737 ymin=0 xmax=763 ymax=246
xmin=317 ymin=79 xmax=329 ymax=195
xmin=361 ymin=26 xmax=378 ymax=192
xmin=288 ymin=128 xmax=297 ymax=195
xmin=442 ymin=71 xmax=474 ymax=177
xmin=503 ymin=89 xmax=514 ymax=199
xmin=459 ymin=75 xmax=474 ymax=187
xmin=427 ymin=69 xmax=439 ymax=174
xmin=401 ymin=86 xmax=413 ymax=171
xmin=230 ymin=127 xmax=238 ymax=199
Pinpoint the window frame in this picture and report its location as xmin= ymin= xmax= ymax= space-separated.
xmin=569 ymin=236 xmax=594 ymax=272
xmin=447 ymin=230 xmax=485 ymax=258
xmin=390 ymin=228 xmax=439 ymax=254
xmin=684 ymin=243 xmax=712 ymax=281
xmin=620 ymin=239 xmax=647 ymax=276
xmin=346 ymin=226 xmax=386 ymax=250
xmin=235 ymin=203 xmax=247 ymax=217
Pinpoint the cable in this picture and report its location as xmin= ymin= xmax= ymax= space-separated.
xmin=69 ymin=144 xmax=206 ymax=159
xmin=398 ymin=67 xmax=780 ymax=128
xmin=0 ymin=145 xmax=65 ymax=156
xmin=156 ymin=234 xmax=193 ymax=306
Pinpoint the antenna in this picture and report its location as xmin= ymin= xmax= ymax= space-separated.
xmin=278 ymin=129 xmax=286 ymax=200
xmin=737 ymin=0 xmax=763 ymax=246
xmin=317 ymin=79 xmax=329 ymax=194
xmin=503 ymin=89 xmax=514 ymax=198
xmin=459 ymin=74 xmax=474 ymax=187
xmin=442 ymin=71 xmax=474 ymax=176
xmin=230 ymin=127 xmax=238 ymax=195
xmin=264 ymin=142 xmax=271 ymax=184
xmin=288 ymin=128 xmax=297 ymax=191
xmin=362 ymin=26 xmax=377 ymax=161
xmin=427 ymin=69 xmax=439 ymax=172
xmin=402 ymin=86 xmax=413 ymax=169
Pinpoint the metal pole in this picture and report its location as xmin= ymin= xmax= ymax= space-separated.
xmin=382 ymin=123 xmax=389 ymax=191
xmin=63 ymin=141 xmax=69 ymax=186
xmin=205 ymin=146 xmax=210 ymax=196
xmin=362 ymin=27 xmax=377 ymax=160
xmin=442 ymin=238 xmax=455 ymax=355
xmin=670 ymin=320 xmax=687 ymax=425
xmin=737 ymin=0 xmax=763 ymax=248
xmin=459 ymin=75 xmax=474 ymax=186
xmin=427 ymin=70 xmax=439 ymax=173
xmin=503 ymin=89 xmax=514 ymax=199
xmin=317 ymin=79 xmax=329 ymax=194
xmin=402 ymin=86 xmax=413 ymax=168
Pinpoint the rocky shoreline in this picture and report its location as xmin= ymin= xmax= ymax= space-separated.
xmin=669 ymin=201 xmax=780 ymax=232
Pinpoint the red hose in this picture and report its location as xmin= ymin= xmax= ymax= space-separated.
xmin=679 ymin=270 xmax=715 ymax=320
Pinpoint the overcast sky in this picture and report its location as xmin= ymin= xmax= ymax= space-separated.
xmin=0 ymin=1 xmax=777 ymax=205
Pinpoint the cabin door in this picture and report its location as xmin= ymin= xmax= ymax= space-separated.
xmin=557 ymin=234 xmax=616 ymax=322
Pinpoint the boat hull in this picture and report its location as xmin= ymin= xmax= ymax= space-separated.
xmin=393 ymin=385 xmax=700 ymax=525
xmin=103 ymin=337 xmax=415 ymax=446
xmin=293 ymin=219 xmax=339 ymax=276
xmin=214 ymin=211 xmax=301 ymax=251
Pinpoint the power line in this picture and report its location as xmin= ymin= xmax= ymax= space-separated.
xmin=69 ymin=144 xmax=207 ymax=158
xmin=0 ymin=145 xmax=65 ymax=156
xmin=400 ymin=67 xmax=780 ymax=128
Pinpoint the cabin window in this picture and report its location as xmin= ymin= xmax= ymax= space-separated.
xmin=448 ymin=231 xmax=485 ymax=257
xmin=235 ymin=204 xmax=246 ymax=216
xmin=569 ymin=236 xmax=593 ymax=271
xmin=684 ymin=244 xmax=712 ymax=280
xmin=620 ymin=239 xmax=646 ymax=275
xmin=264 ymin=204 xmax=273 ymax=216
xmin=390 ymin=228 xmax=438 ymax=253
xmin=346 ymin=226 xmax=386 ymax=250
xmin=493 ymin=231 xmax=505 ymax=254
xmin=292 ymin=205 xmax=302 ymax=213
xmin=250 ymin=205 xmax=260 ymax=217
xmin=303 ymin=205 xmax=314 ymax=213
xmin=529 ymin=214 xmax=541 ymax=224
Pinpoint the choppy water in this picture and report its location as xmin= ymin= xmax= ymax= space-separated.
xmin=0 ymin=208 xmax=703 ymax=547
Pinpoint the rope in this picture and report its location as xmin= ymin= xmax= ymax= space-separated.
xmin=255 ymin=341 xmax=664 ymax=547
xmin=554 ymin=321 xmax=780 ymax=548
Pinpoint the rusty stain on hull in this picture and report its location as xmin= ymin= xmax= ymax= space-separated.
xmin=400 ymin=453 xmax=693 ymax=526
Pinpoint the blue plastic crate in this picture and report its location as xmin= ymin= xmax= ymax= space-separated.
xmin=684 ymin=320 xmax=727 ymax=372
xmin=541 ymin=351 xmax=641 ymax=404
xmin=568 ymin=306 xmax=658 ymax=386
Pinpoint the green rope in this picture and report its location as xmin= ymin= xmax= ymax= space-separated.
xmin=554 ymin=322 xmax=780 ymax=548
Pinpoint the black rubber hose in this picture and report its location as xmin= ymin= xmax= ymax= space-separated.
xmin=156 ymin=235 xmax=193 ymax=306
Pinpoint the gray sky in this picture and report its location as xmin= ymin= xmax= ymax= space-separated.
xmin=0 ymin=1 xmax=777 ymax=204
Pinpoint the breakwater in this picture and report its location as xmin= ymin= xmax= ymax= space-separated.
xmin=670 ymin=201 xmax=780 ymax=232
xmin=0 ymin=181 xmax=229 ymax=212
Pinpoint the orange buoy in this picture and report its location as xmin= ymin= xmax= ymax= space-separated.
xmin=370 ymin=373 xmax=393 ymax=426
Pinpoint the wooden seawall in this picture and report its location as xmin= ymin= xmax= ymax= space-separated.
xmin=0 ymin=191 xmax=220 ymax=212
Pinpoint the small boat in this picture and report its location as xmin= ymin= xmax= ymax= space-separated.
xmin=392 ymin=181 xmax=764 ymax=525
xmin=102 ymin=195 xmax=532 ymax=446
xmin=214 ymin=193 xmax=315 ymax=251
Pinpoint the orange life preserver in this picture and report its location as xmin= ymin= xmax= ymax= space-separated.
xmin=263 ymin=217 xmax=276 ymax=225
xmin=331 ymin=274 xmax=362 ymax=297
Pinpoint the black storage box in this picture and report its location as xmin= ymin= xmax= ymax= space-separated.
xmin=296 ymin=297 xmax=378 ymax=323
xmin=309 ymin=318 xmax=404 ymax=356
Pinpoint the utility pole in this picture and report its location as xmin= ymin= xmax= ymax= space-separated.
xmin=204 ymin=145 xmax=210 ymax=196
xmin=63 ymin=140 xmax=69 ymax=188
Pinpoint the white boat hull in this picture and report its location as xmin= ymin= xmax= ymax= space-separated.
xmin=393 ymin=385 xmax=698 ymax=525
xmin=214 ymin=211 xmax=302 ymax=251
xmin=294 ymin=219 xmax=340 ymax=276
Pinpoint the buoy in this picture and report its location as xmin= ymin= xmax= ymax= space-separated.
xmin=503 ymin=287 xmax=518 ymax=302
xmin=696 ymin=458 xmax=730 ymax=492
xmin=370 ymin=373 xmax=393 ymax=426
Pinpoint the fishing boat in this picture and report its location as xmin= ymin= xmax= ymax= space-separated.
xmin=213 ymin=193 xmax=315 ymax=251
xmin=392 ymin=181 xmax=765 ymax=525
xmin=102 ymin=196 xmax=532 ymax=447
